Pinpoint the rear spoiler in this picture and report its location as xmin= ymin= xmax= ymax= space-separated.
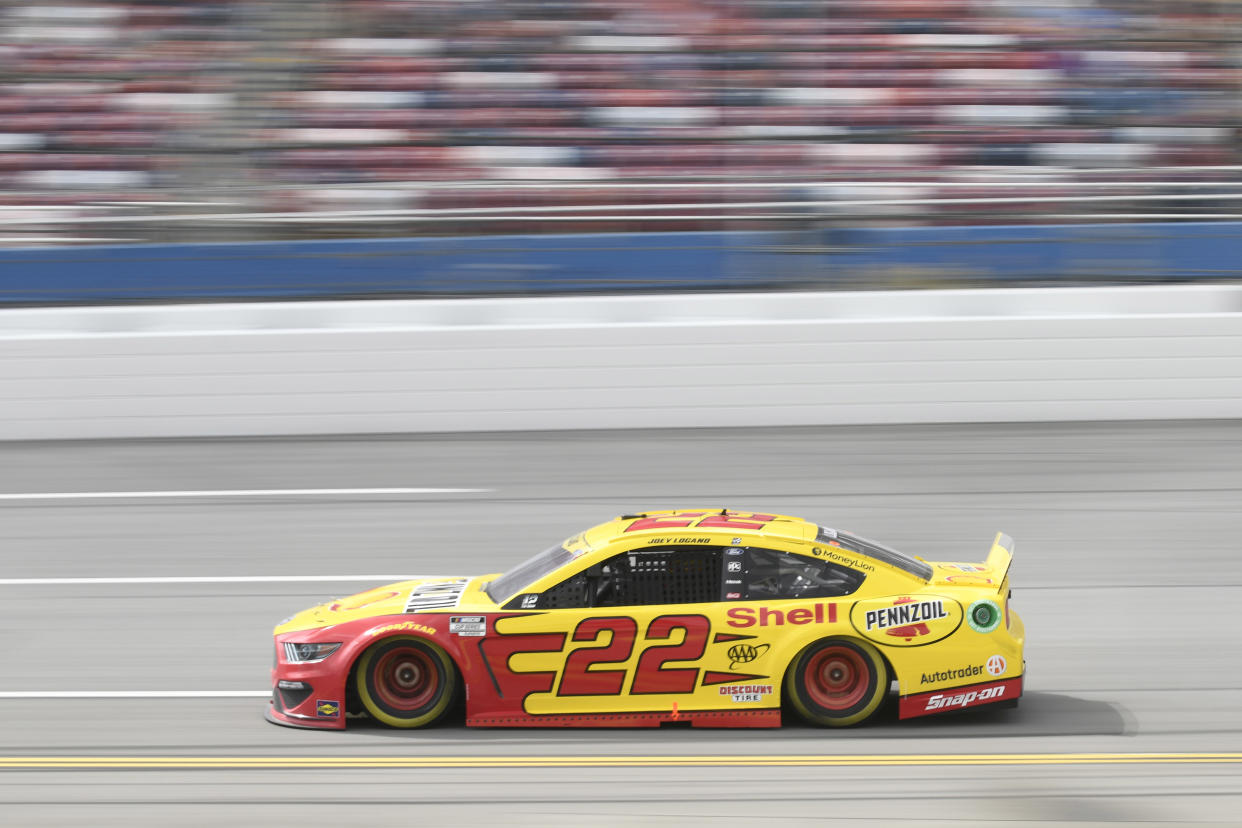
xmin=982 ymin=532 xmax=1014 ymax=591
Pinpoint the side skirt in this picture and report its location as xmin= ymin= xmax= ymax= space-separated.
xmin=899 ymin=676 xmax=1023 ymax=719
xmin=467 ymin=708 xmax=781 ymax=728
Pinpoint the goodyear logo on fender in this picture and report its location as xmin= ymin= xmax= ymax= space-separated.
xmin=849 ymin=595 xmax=962 ymax=647
xmin=367 ymin=621 xmax=436 ymax=638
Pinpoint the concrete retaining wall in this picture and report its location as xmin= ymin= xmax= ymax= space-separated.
xmin=3 ymin=285 xmax=1241 ymax=440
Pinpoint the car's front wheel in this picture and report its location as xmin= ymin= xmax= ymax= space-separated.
xmin=355 ymin=636 xmax=458 ymax=728
xmin=784 ymin=637 xmax=888 ymax=727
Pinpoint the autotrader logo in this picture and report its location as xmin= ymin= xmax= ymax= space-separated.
xmin=920 ymin=663 xmax=984 ymax=685
xmin=986 ymin=654 xmax=1007 ymax=676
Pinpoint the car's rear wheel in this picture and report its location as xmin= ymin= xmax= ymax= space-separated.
xmin=355 ymin=636 xmax=457 ymax=728
xmin=784 ymin=637 xmax=888 ymax=727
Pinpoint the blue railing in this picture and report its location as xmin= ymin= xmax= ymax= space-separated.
xmin=3 ymin=222 xmax=1240 ymax=303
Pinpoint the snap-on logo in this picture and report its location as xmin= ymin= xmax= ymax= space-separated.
xmin=900 ymin=677 xmax=1023 ymax=719
xmin=923 ymin=683 xmax=1007 ymax=712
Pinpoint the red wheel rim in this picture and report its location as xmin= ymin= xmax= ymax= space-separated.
xmin=803 ymin=646 xmax=870 ymax=711
xmin=371 ymin=645 xmax=439 ymax=711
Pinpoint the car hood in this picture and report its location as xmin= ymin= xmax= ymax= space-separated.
xmin=274 ymin=575 xmax=498 ymax=634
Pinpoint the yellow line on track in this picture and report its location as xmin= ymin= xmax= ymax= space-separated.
xmin=0 ymin=753 xmax=1240 ymax=770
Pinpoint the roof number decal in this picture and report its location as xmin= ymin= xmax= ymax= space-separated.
xmin=625 ymin=511 xmax=777 ymax=533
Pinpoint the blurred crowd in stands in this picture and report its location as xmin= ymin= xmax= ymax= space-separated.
xmin=2 ymin=0 xmax=1242 ymax=245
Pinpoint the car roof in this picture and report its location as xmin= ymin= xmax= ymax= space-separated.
xmin=575 ymin=509 xmax=930 ymax=582
xmin=587 ymin=509 xmax=818 ymax=548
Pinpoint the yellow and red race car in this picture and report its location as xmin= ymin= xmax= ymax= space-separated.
xmin=267 ymin=509 xmax=1024 ymax=730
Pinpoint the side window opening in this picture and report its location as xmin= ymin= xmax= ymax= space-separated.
xmin=537 ymin=572 xmax=589 ymax=609
xmin=817 ymin=526 xmax=932 ymax=581
xmin=597 ymin=546 xmax=722 ymax=607
xmin=530 ymin=546 xmax=723 ymax=609
xmin=736 ymin=547 xmax=866 ymax=601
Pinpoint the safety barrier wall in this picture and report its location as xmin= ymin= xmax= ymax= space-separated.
xmin=3 ymin=285 xmax=1241 ymax=440
xmin=3 ymin=222 xmax=1242 ymax=303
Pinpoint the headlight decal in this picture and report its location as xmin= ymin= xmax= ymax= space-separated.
xmin=283 ymin=642 xmax=342 ymax=663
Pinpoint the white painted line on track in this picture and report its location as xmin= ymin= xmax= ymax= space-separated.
xmin=0 ymin=487 xmax=490 ymax=501
xmin=0 ymin=575 xmax=450 ymax=585
xmin=0 ymin=691 xmax=270 ymax=699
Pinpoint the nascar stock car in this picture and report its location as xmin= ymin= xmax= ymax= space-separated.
xmin=267 ymin=509 xmax=1024 ymax=730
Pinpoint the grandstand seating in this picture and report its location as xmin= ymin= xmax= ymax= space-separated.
xmin=1 ymin=0 xmax=1241 ymax=242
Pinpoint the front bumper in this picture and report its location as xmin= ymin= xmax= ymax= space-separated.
xmin=265 ymin=695 xmax=347 ymax=730
xmin=266 ymin=644 xmax=350 ymax=730
xmin=266 ymin=690 xmax=347 ymax=730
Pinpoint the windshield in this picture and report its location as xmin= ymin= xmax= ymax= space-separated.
xmin=485 ymin=542 xmax=576 ymax=604
xmin=817 ymin=526 xmax=934 ymax=581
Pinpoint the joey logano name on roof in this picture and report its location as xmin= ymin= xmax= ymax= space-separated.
xmin=864 ymin=599 xmax=948 ymax=631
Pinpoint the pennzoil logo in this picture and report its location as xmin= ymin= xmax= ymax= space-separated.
xmin=316 ymin=700 xmax=340 ymax=718
xmin=850 ymin=595 xmax=963 ymax=648
xmin=865 ymin=598 xmax=948 ymax=637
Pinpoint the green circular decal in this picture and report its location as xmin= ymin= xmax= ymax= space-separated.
xmin=968 ymin=599 xmax=1001 ymax=633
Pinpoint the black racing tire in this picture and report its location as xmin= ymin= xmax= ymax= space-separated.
xmin=354 ymin=636 xmax=458 ymax=728
xmin=784 ymin=637 xmax=888 ymax=727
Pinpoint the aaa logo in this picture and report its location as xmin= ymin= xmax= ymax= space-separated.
xmin=727 ymin=643 xmax=770 ymax=669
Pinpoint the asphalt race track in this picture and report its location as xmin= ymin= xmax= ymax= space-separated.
xmin=2 ymin=421 xmax=1240 ymax=826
